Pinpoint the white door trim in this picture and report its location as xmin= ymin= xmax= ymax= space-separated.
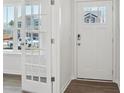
xmin=73 ymin=0 xmax=119 ymax=82
xmin=51 ymin=0 xmax=61 ymax=93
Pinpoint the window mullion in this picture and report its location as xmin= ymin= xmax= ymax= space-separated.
xmin=13 ymin=6 xmax=18 ymax=51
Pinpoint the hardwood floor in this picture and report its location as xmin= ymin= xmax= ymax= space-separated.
xmin=3 ymin=74 xmax=22 ymax=93
xmin=64 ymin=80 xmax=120 ymax=93
xmin=3 ymin=74 xmax=120 ymax=93
xmin=3 ymin=74 xmax=30 ymax=93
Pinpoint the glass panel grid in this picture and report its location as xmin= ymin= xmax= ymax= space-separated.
xmin=3 ymin=6 xmax=14 ymax=49
xmin=83 ymin=7 xmax=106 ymax=24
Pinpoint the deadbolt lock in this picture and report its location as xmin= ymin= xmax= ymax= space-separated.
xmin=77 ymin=34 xmax=81 ymax=40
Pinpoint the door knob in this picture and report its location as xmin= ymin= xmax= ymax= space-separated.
xmin=77 ymin=34 xmax=81 ymax=46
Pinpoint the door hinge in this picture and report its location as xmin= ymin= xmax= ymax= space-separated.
xmin=51 ymin=0 xmax=55 ymax=5
xmin=51 ymin=38 xmax=55 ymax=44
xmin=51 ymin=77 xmax=55 ymax=82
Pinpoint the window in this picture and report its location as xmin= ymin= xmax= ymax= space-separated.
xmin=17 ymin=6 xmax=21 ymax=17
xmin=17 ymin=6 xmax=22 ymax=50
xmin=3 ymin=6 xmax=14 ymax=49
xmin=3 ymin=5 xmax=23 ymax=50
xmin=25 ymin=4 xmax=40 ymax=30
xmin=32 ymin=33 xmax=39 ymax=49
xmin=18 ymin=21 xmax=22 ymax=28
xmin=25 ymin=32 xmax=39 ymax=50
xmin=33 ymin=5 xmax=39 ymax=14
xmin=3 ymin=4 xmax=40 ymax=51
xmin=26 ymin=5 xmax=31 ymax=15
xmin=17 ymin=30 xmax=22 ymax=50
xmin=33 ymin=16 xmax=40 ymax=30
xmin=83 ymin=7 xmax=106 ymax=24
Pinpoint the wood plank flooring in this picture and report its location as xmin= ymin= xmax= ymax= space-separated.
xmin=3 ymin=74 xmax=22 ymax=93
xmin=3 ymin=74 xmax=120 ymax=93
xmin=3 ymin=74 xmax=30 ymax=93
xmin=64 ymin=80 xmax=120 ymax=93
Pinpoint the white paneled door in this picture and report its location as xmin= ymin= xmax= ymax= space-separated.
xmin=76 ymin=1 xmax=113 ymax=80
xmin=21 ymin=0 xmax=52 ymax=93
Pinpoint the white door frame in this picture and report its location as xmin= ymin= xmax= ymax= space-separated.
xmin=51 ymin=0 xmax=61 ymax=93
xmin=73 ymin=0 xmax=119 ymax=83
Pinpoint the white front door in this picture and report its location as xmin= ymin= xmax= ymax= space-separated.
xmin=21 ymin=0 xmax=52 ymax=93
xmin=76 ymin=1 xmax=113 ymax=80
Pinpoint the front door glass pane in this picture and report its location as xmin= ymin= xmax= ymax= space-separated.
xmin=83 ymin=7 xmax=106 ymax=24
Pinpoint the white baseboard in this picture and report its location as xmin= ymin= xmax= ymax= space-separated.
xmin=61 ymin=78 xmax=72 ymax=93
xmin=3 ymin=71 xmax=21 ymax=75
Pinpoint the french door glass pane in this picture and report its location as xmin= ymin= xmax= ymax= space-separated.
xmin=17 ymin=29 xmax=22 ymax=50
xmin=3 ymin=6 xmax=14 ymax=49
xmin=3 ymin=7 xmax=7 ymax=25
xmin=32 ymin=15 xmax=40 ymax=30
xmin=18 ymin=6 xmax=21 ymax=17
xmin=25 ymin=4 xmax=40 ymax=30
xmin=25 ymin=32 xmax=40 ymax=50
xmin=33 ymin=5 xmax=39 ymax=14
xmin=17 ymin=6 xmax=23 ymax=50
xmin=26 ymin=5 xmax=31 ymax=15
xmin=8 ymin=7 xmax=14 ymax=25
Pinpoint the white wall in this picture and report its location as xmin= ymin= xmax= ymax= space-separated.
xmin=3 ymin=53 xmax=22 ymax=75
xmin=113 ymin=0 xmax=120 ymax=86
xmin=59 ymin=0 xmax=72 ymax=92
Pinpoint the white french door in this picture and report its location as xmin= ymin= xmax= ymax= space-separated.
xmin=76 ymin=0 xmax=113 ymax=80
xmin=21 ymin=0 xmax=52 ymax=93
